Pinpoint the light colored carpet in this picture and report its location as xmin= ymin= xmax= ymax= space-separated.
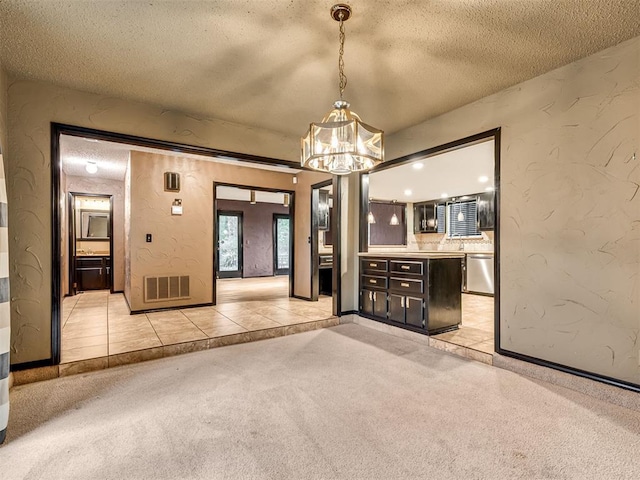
xmin=2 ymin=324 xmax=640 ymax=479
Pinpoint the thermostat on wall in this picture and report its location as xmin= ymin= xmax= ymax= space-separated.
xmin=171 ymin=199 xmax=183 ymax=215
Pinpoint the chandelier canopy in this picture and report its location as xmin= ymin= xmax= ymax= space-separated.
xmin=301 ymin=4 xmax=384 ymax=175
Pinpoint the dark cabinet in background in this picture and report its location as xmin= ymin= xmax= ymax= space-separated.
xmin=76 ymin=256 xmax=111 ymax=291
xmin=477 ymin=191 xmax=495 ymax=231
xmin=413 ymin=201 xmax=439 ymax=233
xmin=318 ymin=190 xmax=330 ymax=230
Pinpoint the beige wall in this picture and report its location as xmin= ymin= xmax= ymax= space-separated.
xmin=64 ymin=176 xmax=126 ymax=293
xmin=127 ymin=151 xmax=323 ymax=311
xmin=6 ymin=78 xmax=300 ymax=364
xmin=387 ymin=36 xmax=640 ymax=384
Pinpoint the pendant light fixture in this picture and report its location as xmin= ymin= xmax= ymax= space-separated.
xmin=457 ymin=198 xmax=465 ymax=222
xmin=301 ymin=4 xmax=384 ymax=175
xmin=389 ymin=202 xmax=400 ymax=226
xmin=367 ymin=211 xmax=376 ymax=224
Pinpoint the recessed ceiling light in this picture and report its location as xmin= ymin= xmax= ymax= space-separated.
xmin=440 ymin=193 xmax=449 ymax=198
xmin=485 ymin=186 xmax=494 ymax=192
xmin=478 ymin=175 xmax=489 ymax=183
xmin=85 ymin=161 xmax=98 ymax=174
xmin=412 ymin=163 xmax=424 ymax=170
xmin=404 ymin=189 xmax=412 ymax=196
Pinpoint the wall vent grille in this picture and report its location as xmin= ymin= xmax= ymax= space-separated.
xmin=144 ymin=275 xmax=190 ymax=302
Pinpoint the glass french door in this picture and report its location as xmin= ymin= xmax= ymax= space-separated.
xmin=217 ymin=211 xmax=243 ymax=278
xmin=273 ymin=214 xmax=290 ymax=276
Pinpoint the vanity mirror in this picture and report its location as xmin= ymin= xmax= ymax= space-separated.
xmin=79 ymin=210 xmax=111 ymax=239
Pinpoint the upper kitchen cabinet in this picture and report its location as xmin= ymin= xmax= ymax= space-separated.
xmin=413 ymin=201 xmax=445 ymax=234
xmin=318 ymin=190 xmax=330 ymax=230
xmin=476 ymin=191 xmax=495 ymax=231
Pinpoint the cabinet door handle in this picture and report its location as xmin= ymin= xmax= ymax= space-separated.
xmin=401 ymin=297 xmax=405 ymax=308
xmin=400 ymin=282 xmax=410 ymax=288
xmin=401 ymin=265 xmax=410 ymax=270
xmin=373 ymin=292 xmax=377 ymax=302
xmin=369 ymin=291 xmax=373 ymax=301
xmin=406 ymin=297 xmax=410 ymax=308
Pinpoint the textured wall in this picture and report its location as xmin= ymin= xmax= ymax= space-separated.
xmin=388 ymin=36 xmax=640 ymax=385
xmin=0 ymin=64 xmax=10 ymax=443
xmin=127 ymin=151 xmax=298 ymax=311
xmin=216 ymin=199 xmax=289 ymax=278
xmin=6 ymin=78 xmax=299 ymax=364
xmin=64 ymin=176 xmax=126 ymax=293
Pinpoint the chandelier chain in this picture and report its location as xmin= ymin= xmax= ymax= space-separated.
xmin=338 ymin=13 xmax=347 ymax=99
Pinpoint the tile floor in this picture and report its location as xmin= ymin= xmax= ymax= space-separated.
xmin=62 ymin=287 xmax=334 ymax=364
xmin=433 ymin=293 xmax=494 ymax=354
xmin=62 ymin=285 xmax=493 ymax=366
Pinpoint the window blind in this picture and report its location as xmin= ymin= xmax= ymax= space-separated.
xmin=448 ymin=200 xmax=479 ymax=237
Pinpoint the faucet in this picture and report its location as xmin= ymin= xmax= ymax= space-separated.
xmin=458 ymin=240 xmax=465 ymax=251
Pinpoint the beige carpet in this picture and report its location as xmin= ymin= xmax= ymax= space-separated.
xmin=2 ymin=324 xmax=640 ymax=479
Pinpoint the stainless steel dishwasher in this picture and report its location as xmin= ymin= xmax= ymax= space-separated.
xmin=465 ymin=254 xmax=494 ymax=295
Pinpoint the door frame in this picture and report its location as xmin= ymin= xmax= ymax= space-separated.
xmin=68 ymin=192 xmax=114 ymax=295
xmin=41 ymin=123 xmax=301 ymax=371
xmin=216 ymin=210 xmax=244 ymax=279
xmin=213 ymin=182 xmax=296 ymax=305
xmin=310 ymin=180 xmax=333 ymax=301
xmin=272 ymin=213 xmax=291 ymax=276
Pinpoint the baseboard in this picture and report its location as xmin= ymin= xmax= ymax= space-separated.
xmin=494 ymin=353 xmax=640 ymax=412
xmin=10 ymin=358 xmax=54 ymax=372
xmin=292 ymin=294 xmax=312 ymax=301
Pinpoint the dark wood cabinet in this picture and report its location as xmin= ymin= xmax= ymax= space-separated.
xmin=413 ymin=201 xmax=439 ymax=233
xmin=359 ymin=255 xmax=462 ymax=335
xmin=76 ymin=256 xmax=111 ymax=291
xmin=477 ymin=191 xmax=495 ymax=231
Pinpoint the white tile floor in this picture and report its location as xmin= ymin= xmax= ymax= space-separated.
xmin=62 ymin=287 xmax=334 ymax=364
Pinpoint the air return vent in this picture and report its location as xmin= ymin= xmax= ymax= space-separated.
xmin=144 ymin=275 xmax=190 ymax=302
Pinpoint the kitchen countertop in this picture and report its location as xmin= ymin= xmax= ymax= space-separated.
xmin=359 ymin=252 xmax=466 ymax=258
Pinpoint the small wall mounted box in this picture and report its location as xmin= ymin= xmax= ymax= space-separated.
xmin=171 ymin=199 xmax=183 ymax=215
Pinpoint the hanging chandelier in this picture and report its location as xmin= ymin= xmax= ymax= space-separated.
xmin=301 ymin=4 xmax=384 ymax=175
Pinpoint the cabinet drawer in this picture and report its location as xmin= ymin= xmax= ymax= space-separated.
xmin=76 ymin=257 xmax=103 ymax=268
xmin=362 ymin=275 xmax=388 ymax=289
xmin=361 ymin=259 xmax=388 ymax=273
xmin=389 ymin=277 xmax=423 ymax=294
xmin=390 ymin=260 xmax=423 ymax=275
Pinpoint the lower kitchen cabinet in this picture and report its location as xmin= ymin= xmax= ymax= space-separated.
xmin=360 ymin=288 xmax=387 ymax=319
xmin=359 ymin=255 xmax=462 ymax=335
xmin=389 ymin=294 xmax=424 ymax=327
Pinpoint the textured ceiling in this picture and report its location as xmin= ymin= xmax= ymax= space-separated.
xmin=2 ymin=1 xmax=640 ymax=138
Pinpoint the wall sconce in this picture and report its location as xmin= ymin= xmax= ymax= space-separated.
xmin=250 ymin=190 xmax=256 ymax=204
xmin=367 ymin=211 xmax=376 ymax=224
xmin=164 ymin=172 xmax=180 ymax=192
xmin=171 ymin=198 xmax=183 ymax=215
xmin=283 ymin=193 xmax=290 ymax=207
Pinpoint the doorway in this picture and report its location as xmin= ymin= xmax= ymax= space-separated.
xmin=217 ymin=211 xmax=243 ymax=279
xmin=273 ymin=214 xmax=290 ymax=276
xmin=311 ymin=180 xmax=334 ymax=302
